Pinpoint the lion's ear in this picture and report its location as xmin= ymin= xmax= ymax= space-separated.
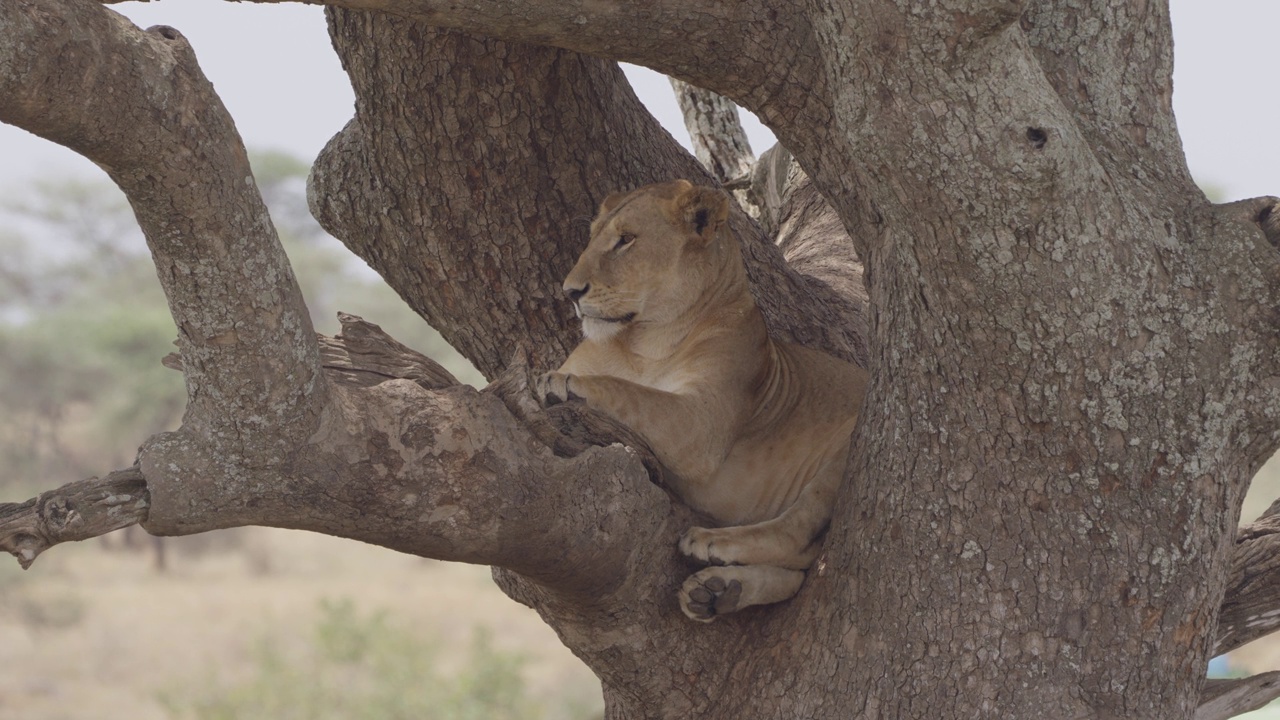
xmin=598 ymin=190 xmax=631 ymax=215
xmin=673 ymin=182 xmax=729 ymax=242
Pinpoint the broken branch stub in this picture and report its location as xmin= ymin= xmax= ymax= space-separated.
xmin=0 ymin=467 xmax=148 ymax=569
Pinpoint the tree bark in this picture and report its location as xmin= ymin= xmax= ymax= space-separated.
xmin=668 ymin=79 xmax=755 ymax=187
xmin=4 ymin=0 xmax=1280 ymax=719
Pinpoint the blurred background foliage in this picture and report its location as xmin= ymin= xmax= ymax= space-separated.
xmin=0 ymin=149 xmax=481 ymax=494
xmin=158 ymin=598 xmax=547 ymax=720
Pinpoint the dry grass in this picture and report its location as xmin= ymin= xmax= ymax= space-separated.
xmin=0 ymin=527 xmax=602 ymax=720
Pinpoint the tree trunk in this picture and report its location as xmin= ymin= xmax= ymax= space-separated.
xmin=4 ymin=1 xmax=1280 ymax=718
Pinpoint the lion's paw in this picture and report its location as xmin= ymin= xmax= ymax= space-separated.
xmin=679 ymin=526 xmax=738 ymax=566
xmin=535 ymin=371 xmax=577 ymax=407
xmin=679 ymin=568 xmax=744 ymax=622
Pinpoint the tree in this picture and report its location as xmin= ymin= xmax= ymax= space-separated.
xmin=2 ymin=1 xmax=1279 ymax=718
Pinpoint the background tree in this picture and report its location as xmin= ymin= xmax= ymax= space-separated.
xmin=2 ymin=1 xmax=1280 ymax=719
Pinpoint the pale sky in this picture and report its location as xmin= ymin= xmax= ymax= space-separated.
xmin=0 ymin=1 xmax=1275 ymax=202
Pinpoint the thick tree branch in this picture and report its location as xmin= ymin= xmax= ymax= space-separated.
xmin=3 ymin=1 xmax=660 ymax=592
xmin=228 ymin=0 xmax=828 ymax=126
xmin=5 ymin=315 xmax=670 ymax=595
xmin=1211 ymin=196 xmax=1280 ymax=464
xmin=1217 ymin=197 xmax=1280 ymax=251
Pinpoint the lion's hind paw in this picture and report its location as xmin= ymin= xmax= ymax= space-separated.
xmin=679 ymin=568 xmax=744 ymax=622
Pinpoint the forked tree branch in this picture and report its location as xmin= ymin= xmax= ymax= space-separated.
xmin=0 ymin=0 xmax=871 ymax=602
xmin=1023 ymin=0 xmax=1192 ymax=191
xmin=1 ymin=0 xmax=656 ymax=594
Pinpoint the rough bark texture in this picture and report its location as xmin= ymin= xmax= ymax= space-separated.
xmin=0 ymin=468 xmax=148 ymax=569
xmin=4 ymin=0 xmax=1280 ymax=719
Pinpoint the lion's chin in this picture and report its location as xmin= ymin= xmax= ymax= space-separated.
xmin=582 ymin=315 xmax=631 ymax=341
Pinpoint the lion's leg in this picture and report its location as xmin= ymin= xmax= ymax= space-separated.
xmin=678 ymin=565 xmax=807 ymax=622
xmin=680 ymin=515 xmax=823 ymax=570
xmin=679 ymin=437 xmax=849 ymax=570
xmin=537 ymin=371 xmax=732 ymax=483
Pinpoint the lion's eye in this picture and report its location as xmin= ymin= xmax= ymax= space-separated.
xmin=613 ymin=233 xmax=636 ymax=251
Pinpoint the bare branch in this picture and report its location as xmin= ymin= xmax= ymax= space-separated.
xmin=163 ymin=312 xmax=462 ymax=390
xmin=1217 ymin=508 xmax=1280 ymax=654
xmin=317 ymin=313 xmax=460 ymax=390
xmin=668 ymin=79 xmax=755 ymax=186
xmin=1197 ymin=672 xmax=1280 ymax=720
xmin=0 ymin=467 xmax=148 ymax=569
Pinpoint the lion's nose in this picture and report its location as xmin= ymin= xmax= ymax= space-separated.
xmin=565 ymin=283 xmax=589 ymax=303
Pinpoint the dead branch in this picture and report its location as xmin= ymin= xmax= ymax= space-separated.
xmin=0 ymin=467 xmax=147 ymax=569
xmin=1197 ymin=671 xmax=1280 ymax=720
xmin=1217 ymin=505 xmax=1280 ymax=654
xmin=317 ymin=312 xmax=459 ymax=389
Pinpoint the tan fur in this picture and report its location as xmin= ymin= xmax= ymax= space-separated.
xmin=536 ymin=180 xmax=868 ymax=622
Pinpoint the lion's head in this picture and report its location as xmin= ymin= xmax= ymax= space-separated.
xmin=563 ymin=180 xmax=735 ymax=341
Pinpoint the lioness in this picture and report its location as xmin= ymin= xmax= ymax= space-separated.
xmin=537 ymin=179 xmax=867 ymax=621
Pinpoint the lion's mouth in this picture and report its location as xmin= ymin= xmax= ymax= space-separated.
xmin=578 ymin=307 xmax=636 ymax=324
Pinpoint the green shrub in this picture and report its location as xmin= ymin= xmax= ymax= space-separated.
xmin=158 ymin=598 xmax=544 ymax=720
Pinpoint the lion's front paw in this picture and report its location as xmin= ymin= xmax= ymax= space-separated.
xmin=679 ymin=568 xmax=744 ymax=622
xmin=535 ymin=371 xmax=577 ymax=407
xmin=679 ymin=526 xmax=738 ymax=566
